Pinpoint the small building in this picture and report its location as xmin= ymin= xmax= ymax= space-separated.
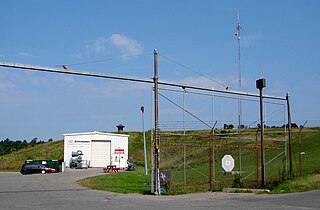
xmin=116 ymin=124 xmax=125 ymax=132
xmin=63 ymin=131 xmax=129 ymax=168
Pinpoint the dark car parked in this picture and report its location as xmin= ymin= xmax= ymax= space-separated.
xmin=20 ymin=164 xmax=55 ymax=175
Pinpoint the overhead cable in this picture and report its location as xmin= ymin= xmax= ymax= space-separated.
xmin=159 ymin=54 xmax=229 ymax=89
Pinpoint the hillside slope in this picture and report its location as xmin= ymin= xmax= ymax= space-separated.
xmin=0 ymin=131 xmax=148 ymax=172
xmin=0 ymin=128 xmax=319 ymax=175
xmin=0 ymin=140 xmax=64 ymax=171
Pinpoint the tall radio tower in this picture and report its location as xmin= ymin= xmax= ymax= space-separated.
xmin=235 ymin=10 xmax=243 ymax=131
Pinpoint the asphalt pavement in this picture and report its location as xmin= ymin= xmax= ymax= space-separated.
xmin=0 ymin=169 xmax=319 ymax=210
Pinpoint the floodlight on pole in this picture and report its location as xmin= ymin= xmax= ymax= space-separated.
xmin=256 ymin=78 xmax=266 ymax=189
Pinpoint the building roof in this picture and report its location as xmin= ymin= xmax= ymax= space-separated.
xmin=63 ymin=131 xmax=129 ymax=137
xmin=116 ymin=124 xmax=125 ymax=128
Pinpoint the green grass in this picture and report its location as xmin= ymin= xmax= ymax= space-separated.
xmin=270 ymin=173 xmax=320 ymax=193
xmin=1 ymin=128 xmax=320 ymax=195
xmin=126 ymin=131 xmax=152 ymax=166
xmin=0 ymin=140 xmax=64 ymax=171
xmin=78 ymin=167 xmax=151 ymax=194
xmin=291 ymin=129 xmax=320 ymax=175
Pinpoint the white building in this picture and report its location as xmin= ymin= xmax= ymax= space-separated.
xmin=64 ymin=131 xmax=129 ymax=168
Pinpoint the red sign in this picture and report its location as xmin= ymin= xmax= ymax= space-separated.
xmin=114 ymin=149 xmax=125 ymax=154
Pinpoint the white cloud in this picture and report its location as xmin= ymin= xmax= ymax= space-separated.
xmin=242 ymin=33 xmax=264 ymax=47
xmin=16 ymin=52 xmax=34 ymax=58
xmin=26 ymin=72 xmax=75 ymax=87
xmin=70 ymin=53 xmax=83 ymax=59
xmin=88 ymin=34 xmax=144 ymax=57
xmin=108 ymin=34 xmax=144 ymax=57
xmin=93 ymin=37 xmax=108 ymax=53
xmin=78 ymin=80 xmax=149 ymax=98
xmin=0 ymin=80 xmax=15 ymax=91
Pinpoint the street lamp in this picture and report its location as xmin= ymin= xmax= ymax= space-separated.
xmin=256 ymin=78 xmax=266 ymax=188
xmin=141 ymin=106 xmax=148 ymax=175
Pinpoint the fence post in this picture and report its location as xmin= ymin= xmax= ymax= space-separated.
xmin=239 ymin=146 xmax=242 ymax=180
xmin=286 ymin=93 xmax=293 ymax=178
xmin=256 ymin=129 xmax=259 ymax=186
xmin=213 ymin=146 xmax=216 ymax=191
xmin=299 ymin=121 xmax=307 ymax=176
xmin=210 ymin=128 xmax=214 ymax=191
xmin=184 ymin=144 xmax=187 ymax=193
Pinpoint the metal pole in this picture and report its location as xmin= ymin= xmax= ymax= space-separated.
xmin=285 ymin=134 xmax=288 ymax=176
xmin=264 ymin=101 xmax=267 ymax=128
xmin=299 ymin=127 xmax=302 ymax=176
xmin=153 ymin=49 xmax=160 ymax=195
xmin=150 ymin=87 xmax=154 ymax=193
xmin=221 ymin=98 xmax=224 ymax=129
xmin=259 ymin=87 xmax=265 ymax=188
xmin=255 ymin=129 xmax=259 ymax=185
xmin=212 ymin=95 xmax=214 ymax=128
xmin=183 ymin=87 xmax=186 ymax=135
xmin=286 ymin=93 xmax=293 ymax=178
xmin=284 ymin=106 xmax=287 ymax=135
xmin=299 ymin=121 xmax=307 ymax=176
xmin=184 ymin=144 xmax=187 ymax=193
xmin=239 ymin=146 xmax=242 ymax=179
xmin=209 ymin=122 xmax=216 ymax=191
xmin=256 ymin=78 xmax=266 ymax=188
xmin=236 ymin=10 xmax=242 ymax=135
xmin=212 ymin=145 xmax=216 ymax=191
xmin=141 ymin=106 xmax=148 ymax=175
xmin=209 ymin=128 xmax=213 ymax=191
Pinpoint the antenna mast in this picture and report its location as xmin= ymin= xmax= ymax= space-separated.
xmin=235 ymin=9 xmax=243 ymax=131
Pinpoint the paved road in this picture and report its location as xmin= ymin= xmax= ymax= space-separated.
xmin=0 ymin=169 xmax=319 ymax=210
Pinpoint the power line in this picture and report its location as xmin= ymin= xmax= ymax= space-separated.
xmin=0 ymin=61 xmax=287 ymax=101
xmin=159 ymin=54 xmax=229 ymax=89
xmin=56 ymin=52 xmax=153 ymax=67
xmin=158 ymin=86 xmax=286 ymax=105
xmin=158 ymin=91 xmax=212 ymax=129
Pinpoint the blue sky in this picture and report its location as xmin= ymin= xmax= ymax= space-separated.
xmin=0 ymin=1 xmax=319 ymax=140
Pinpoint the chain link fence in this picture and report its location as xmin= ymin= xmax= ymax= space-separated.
xmin=158 ymin=130 xmax=287 ymax=193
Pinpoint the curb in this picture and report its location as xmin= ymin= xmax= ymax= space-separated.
xmin=223 ymin=188 xmax=270 ymax=193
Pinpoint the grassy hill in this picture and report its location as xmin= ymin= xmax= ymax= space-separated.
xmin=1 ymin=128 xmax=320 ymax=194
xmin=1 ymin=128 xmax=320 ymax=179
xmin=79 ymin=128 xmax=320 ymax=194
xmin=291 ymin=128 xmax=320 ymax=175
xmin=0 ymin=140 xmax=64 ymax=171
xmin=0 ymin=131 xmax=150 ymax=172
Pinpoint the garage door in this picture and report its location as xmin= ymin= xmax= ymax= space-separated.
xmin=91 ymin=140 xmax=111 ymax=167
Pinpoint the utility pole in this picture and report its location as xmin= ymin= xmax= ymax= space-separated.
xmin=153 ymin=49 xmax=161 ymax=195
xmin=256 ymin=78 xmax=266 ymax=188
